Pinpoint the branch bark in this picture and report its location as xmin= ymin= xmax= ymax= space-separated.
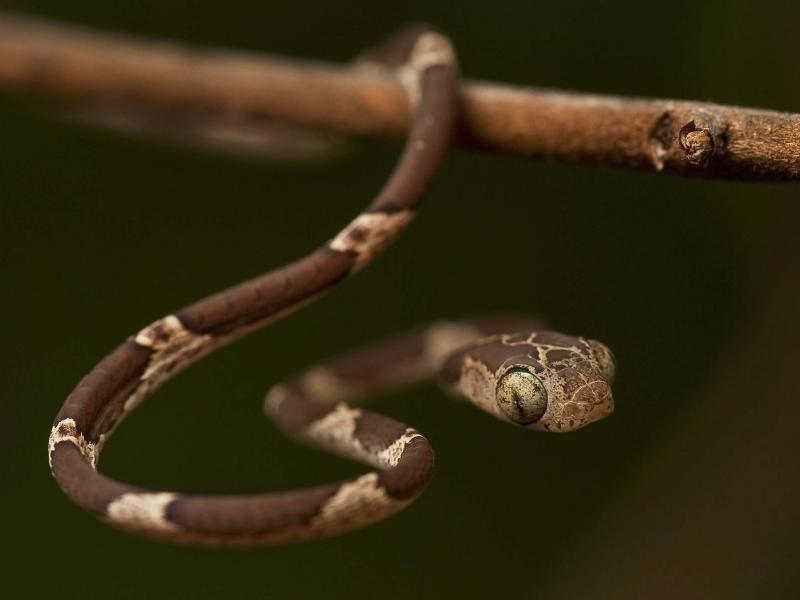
xmin=1 ymin=12 xmax=799 ymax=181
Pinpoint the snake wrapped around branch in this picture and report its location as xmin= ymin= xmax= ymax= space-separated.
xmin=48 ymin=26 xmax=616 ymax=546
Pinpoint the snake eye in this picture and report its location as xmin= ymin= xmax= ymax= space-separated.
xmin=496 ymin=367 xmax=548 ymax=425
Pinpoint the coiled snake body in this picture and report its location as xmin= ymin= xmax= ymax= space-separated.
xmin=48 ymin=28 xmax=616 ymax=546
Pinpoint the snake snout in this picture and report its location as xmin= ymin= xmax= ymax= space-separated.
xmin=571 ymin=379 xmax=614 ymax=427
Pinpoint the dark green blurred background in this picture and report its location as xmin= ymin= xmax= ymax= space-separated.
xmin=4 ymin=1 xmax=799 ymax=598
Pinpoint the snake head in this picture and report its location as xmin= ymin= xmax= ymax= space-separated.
xmin=440 ymin=330 xmax=615 ymax=432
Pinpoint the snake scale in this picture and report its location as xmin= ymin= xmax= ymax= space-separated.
xmin=48 ymin=27 xmax=616 ymax=546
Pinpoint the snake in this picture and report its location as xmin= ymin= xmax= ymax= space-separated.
xmin=47 ymin=27 xmax=617 ymax=546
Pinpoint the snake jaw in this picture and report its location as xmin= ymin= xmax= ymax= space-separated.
xmin=531 ymin=360 xmax=614 ymax=432
xmin=541 ymin=377 xmax=614 ymax=432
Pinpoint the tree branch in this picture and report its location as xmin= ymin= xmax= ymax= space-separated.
xmin=1 ymin=12 xmax=798 ymax=181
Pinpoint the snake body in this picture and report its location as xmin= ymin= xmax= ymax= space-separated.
xmin=48 ymin=28 xmax=616 ymax=546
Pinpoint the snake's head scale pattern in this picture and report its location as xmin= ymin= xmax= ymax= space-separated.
xmin=440 ymin=331 xmax=616 ymax=432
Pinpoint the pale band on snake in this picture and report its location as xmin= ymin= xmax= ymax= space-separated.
xmin=48 ymin=26 xmax=617 ymax=546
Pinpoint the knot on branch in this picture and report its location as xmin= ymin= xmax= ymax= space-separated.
xmin=679 ymin=119 xmax=722 ymax=165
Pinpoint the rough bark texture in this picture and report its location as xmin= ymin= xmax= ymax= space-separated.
xmin=1 ymin=12 xmax=798 ymax=181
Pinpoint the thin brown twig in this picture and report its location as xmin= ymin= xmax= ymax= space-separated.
xmin=1 ymin=12 xmax=799 ymax=181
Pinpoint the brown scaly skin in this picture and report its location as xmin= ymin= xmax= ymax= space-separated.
xmin=49 ymin=26 xmax=462 ymax=546
xmin=47 ymin=28 xmax=617 ymax=547
xmin=267 ymin=318 xmax=616 ymax=436
xmin=438 ymin=330 xmax=615 ymax=432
